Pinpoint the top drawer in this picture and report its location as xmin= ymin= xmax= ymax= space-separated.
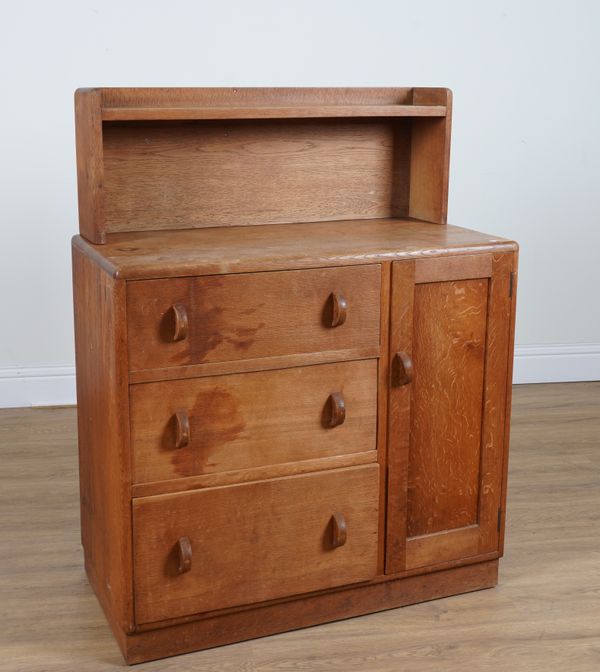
xmin=126 ymin=265 xmax=381 ymax=371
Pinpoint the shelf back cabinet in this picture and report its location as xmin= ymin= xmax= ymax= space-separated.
xmin=72 ymin=87 xmax=518 ymax=664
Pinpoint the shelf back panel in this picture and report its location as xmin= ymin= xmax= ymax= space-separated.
xmin=102 ymin=119 xmax=411 ymax=234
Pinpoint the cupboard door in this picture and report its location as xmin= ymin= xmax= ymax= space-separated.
xmin=386 ymin=253 xmax=516 ymax=573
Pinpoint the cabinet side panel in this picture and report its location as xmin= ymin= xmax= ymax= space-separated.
xmin=408 ymin=279 xmax=488 ymax=537
xmin=480 ymin=251 xmax=517 ymax=554
xmin=72 ymin=244 xmax=133 ymax=632
xmin=499 ymin=251 xmax=518 ymax=555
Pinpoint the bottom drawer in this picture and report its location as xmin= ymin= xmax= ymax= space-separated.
xmin=133 ymin=464 xmax=379 ymax=624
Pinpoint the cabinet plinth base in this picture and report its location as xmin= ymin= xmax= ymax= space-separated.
xmin=115 ymin=560 xmax=498 ymax=665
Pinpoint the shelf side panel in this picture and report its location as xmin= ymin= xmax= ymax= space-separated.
xmin=408 ymin=88 xmax=452 ymax=224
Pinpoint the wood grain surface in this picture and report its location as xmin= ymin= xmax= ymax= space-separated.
xmin=407 ymin=278 xmax=489 ymax=537
xmin=384 ymin=259 xmax=415 ymax=574
xmin=384 ymin=252 xmax=516 ymax=573
xmin=2 ymin=382 xmax=598 ymax=670
xmin=132 ymin=465 xmax=379 ymax=623
xmin=127 ymin=346 xmax=381 ymax=385
xmin=74 ymin=89 xmax=105 ymax=243
xmin=408 ymin=88 xmax=452 ymax=224
xmin=103 ymin=120 xmax=410 ymax=231
xmin=130 ymin=359 xmax=377 ymax=484
xmin=72 ymin=218 xmax=517 ymax=279
xmin=126 ymin=265 xmax=381 ymax=371
xmin=74 ymin=87 xmax=453 ymax=243
xmin=71 ymin=246 xmax=133 ymax=634
xmin=102 ymin=105 xmax=447 ymax=121
xmin=97 ymin=86 xmax=418 ymax=108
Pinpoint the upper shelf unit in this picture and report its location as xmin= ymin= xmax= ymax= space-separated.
xmin=75 ymin=87 xmax=453 ymax=244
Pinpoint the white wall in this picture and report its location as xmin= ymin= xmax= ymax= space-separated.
xmin=1 ymin=0 xmax=599 ymax=406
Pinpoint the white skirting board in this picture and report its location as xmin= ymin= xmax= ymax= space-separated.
xmin=512 ymin=343 xmax=600 ymax=385
xmin=0 ymin=366 xmax=76 ymax=409
xmin=0 ymin=344 xmax=599 ymax=408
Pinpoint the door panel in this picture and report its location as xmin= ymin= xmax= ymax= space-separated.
xmin=386 ymin=252 xmax=516 ymax=574
xmin=408 ymin=278 xmax=488 ymax=537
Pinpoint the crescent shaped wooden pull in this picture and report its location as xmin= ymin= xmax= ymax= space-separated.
xmin=176 ymin=536 xmax=192 ymax=574
xmin=329 ymin=292 xmax=348 ymax=327
xmin=170 ymin=303 xmax=189 ymax=342
xmin=174 ymin=410 xmax=190 ymax=448
xmin=327 ymin=392 xmax=346 ymax=428
xmin=331 ymin=512 xmax=347 ymax=549
xmin=393 ymin=351 xmax=413 ymax=387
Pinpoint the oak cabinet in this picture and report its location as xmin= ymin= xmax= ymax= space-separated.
xmin=72 ymin=87 xmax=517 ymax=664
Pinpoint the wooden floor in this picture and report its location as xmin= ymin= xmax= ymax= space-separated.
xmin=1 ymin=382 xmax=599 ymax=671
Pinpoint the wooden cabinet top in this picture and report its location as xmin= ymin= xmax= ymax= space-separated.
xmin=72 ymin=217 xmax=517 ymax=279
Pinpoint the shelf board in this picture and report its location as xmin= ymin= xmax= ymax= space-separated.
xmin=73 ymin=218 xmax=515 ymax=280
xmin=101 ymin=104 xmax=447 ymax=122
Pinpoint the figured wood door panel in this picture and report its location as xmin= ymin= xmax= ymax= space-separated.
xmin=130 ymin=359 xmax=377 ymax=484
xmin=386 ymin=252 xmax=516 ymax=573
xmin=133 ymin=464 xmax=379 ymax=624
xmin=126 ymin=265 xmax=380 ymax=371
xmin=407 ymin=278 xmax=488 ymax=537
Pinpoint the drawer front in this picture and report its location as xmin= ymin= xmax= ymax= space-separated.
xmin=133 ymin=464 xmax=379 ymax=623
xmin=130 ymin=359 xmax=377 ymax=484
xmin=126 ymin=265 xmax=381 ymax=371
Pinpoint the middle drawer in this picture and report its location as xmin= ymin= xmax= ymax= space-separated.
xmin=130 ymin=359 xmax=378 ymax=484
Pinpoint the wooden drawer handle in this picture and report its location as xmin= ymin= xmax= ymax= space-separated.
xmin=176 ymin=536 xmax=192 ymax=574
xmin=327 ymin=392 xmax=346 ymax=428
xmin=329 ymin=292 xmax=348 ymax=328
xmin=170 ymin=303 xmax=189 ymax=342
xmin=393 ymin=351 xmax=413 ymax=387
xmin=331 ymin=512 xmax=347 ymax=548
xmin=174 ymin=410 xmax=190 ymax=448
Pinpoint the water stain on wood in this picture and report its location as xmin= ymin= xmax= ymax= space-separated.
xmin=169 ymin=388 xmax=246 ymax=477
xmin=225 ymin=323 xmax=265 ymax=351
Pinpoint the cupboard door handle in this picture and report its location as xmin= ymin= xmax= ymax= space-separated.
xmin=176 ymin=536 xmax=192 ymax=574
xmin=393 ymin=351 xmax=413 ymax=387
xmin=327 ymin=392 xmax=346 ymax=428
xmin=329 ymin=292 xmax=348 ymax=327
xmin=170 ymin=303 xmax=189 ymax=342
xmin=331 ymin=512 xmax=347 ymax=548
xmin=174 ymin=410 xmax=190 ymax=448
